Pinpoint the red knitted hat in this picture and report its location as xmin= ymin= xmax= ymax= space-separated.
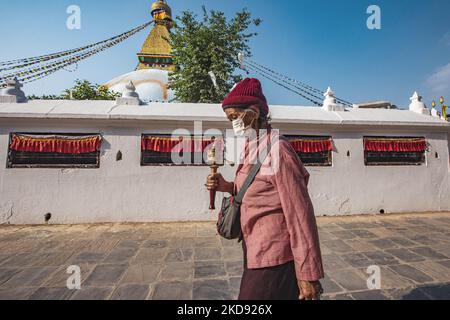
xmin=222 ymin=78 xmax=269 ymax=118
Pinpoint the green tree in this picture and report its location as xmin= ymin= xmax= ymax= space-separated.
xmin=61 ymin=79 xmax=120 ymax=100
xmin=28 ymin=80 xmax=120 ymax=100
xmin=170 ymin=7 xmax=261 ymax=103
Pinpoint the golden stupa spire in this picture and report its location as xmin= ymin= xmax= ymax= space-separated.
xmin=137 ymin=0 xmax=174 ymax=71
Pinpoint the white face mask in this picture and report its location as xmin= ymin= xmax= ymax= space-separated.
xmin=232 ymin=111 xmax=256 ymax=137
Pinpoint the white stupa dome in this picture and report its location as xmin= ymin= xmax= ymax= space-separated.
xmin=105 ymin=69 xmax=174 ymax=103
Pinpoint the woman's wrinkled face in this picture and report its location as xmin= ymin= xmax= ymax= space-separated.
xmin=224 ymin=107 xmax=259 ymax=127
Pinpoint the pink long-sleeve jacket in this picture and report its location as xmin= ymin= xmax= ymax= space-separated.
xmin=234 ymin=130 xmax=324 ymax=281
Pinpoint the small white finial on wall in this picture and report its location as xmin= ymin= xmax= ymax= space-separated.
xmin=0 ymin=78 xmax=27 ymax=103
xmin=322 ymin=86 xmax=345 ymax=111
xmin=116 ymin=81 xmax=141 ymax=105
xmin=409 ymin=91 xmax=430 ymax=115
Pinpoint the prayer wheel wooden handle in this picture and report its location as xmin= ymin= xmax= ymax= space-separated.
xmin=209 ymin=165 xmax=218 ymax=210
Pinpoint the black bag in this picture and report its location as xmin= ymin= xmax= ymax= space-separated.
xmin=217 ymin=142 xmax=272 ymax=240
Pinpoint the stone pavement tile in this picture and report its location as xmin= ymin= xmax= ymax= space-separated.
xmin=387 ymin=287 xmax=431 ymax=300
xmin=344 ymin=239 xmax=377 ymax=252
xmin=419 ymin=283 xmax=450 ymax=300
xmin=70 ymin=287 xmax=114 ymax=300
xmin=437 ymin=260 xmax=450 ymax=269
xmin=321 ymin=275 xmax=344 ymax=294
xmin=220 ymin=238 xmax=242 ymax=247
xmin=435 ymin=217 xmax=450 ymax=225
xmin=194 ymin=261 xmax=227 ymax=279
xmin=319 ymin=245 xmax=333 ymax=255
xmin=81 ymin=238 xmax=120 ymax=253
xmin=377 ymin=266 xmax=414 ymax=289
xmin=409 ymin=247 xmax=448 ymax=260
xmin=47 ymin=240 xmax=90 ymax=253
xmin=317 ymin=231 xmax=337 ymax=242
xmin=160 ymin=262 xmax=194 ymax=281
xmin=28 ymin=287 xmax=74 ymax=300
xmin=225 ymin=261 xmax=244 ymax=277
xmin=195 ymin=237 xmax=221 ymax=248
xmin=142 ymin=239 xmax=169 ymax=249
xmin=178 ymin=229 xmax=199 ymax=239
xmin=410 ymin=226 xmax=441 ymax=235
xmin=196 ymin=227 xmax=219 ymax=237
xmin=341 ymin=253 xmax=374 ymax=269
xmin=0 ymin=242 xmax=34 ymax=255
xmin=222 ymin=246 xmax=243 ymax=261
xmin=0 ymin=287 xmax=38 ymax=300
xmin=195 ymin=247 xmax=223 ymax=261
xmin=322 ymin=254 xmax=350 ymax=271
xmin=322 ymin=240 xmax=354 ymax=254
xmin=327 ymin=269 xmax=368 ymax=291
xmin=31 ymin=251 xmax=76 ymax=267
xmin=410 ymin=261 xmax=450 ymax=283
xmin=385 ymin=248 xmax=426 ymax=263
xmin=404 ymin=218 xmax=436 ymax=226
xmin=193 ymin=279 xmax=233 ymax=300
xmin=322 ymin=293 xmax=354 ymax=300
xmin=110 ymin=284 xmax=150 ymax=300
xmin=228 ymin=276 xmax=241 ymax=290
xmin=69 ymin=252 xmax=107 ymax=264
xmin=319 ymin=223 xmax=345 ymax=233
xmin=116 ymin=239 xmax=144 ymax=250
xmin=385 ymin=237 xmax=418 ymax=248
xmin=32 ymin=239 xmax=68 ymax=252
xmin=336 ymin=222 xmax=377 ymax=230
xmin=406 ymin=235 xmax=436 ymax=246
xmin=432 ymin=243 xmax=450 ymax=257
xmin=229 ymin=277 xmax=242 ymax=299
xmin=329 ymin=230 xmax=356 ymax=240
xmin=131 ymin=248 xmax=168 ymax=264
xmin=42 ymin=263 xmax=96 ymax=287
xmin=349 ymin=230 xmax=378 ymax=239
xmin=0 ymin=254 xmax=14 ymax=266
xmin=0 ymin=252 xmax=41 ymax=268
xmin=428 ymin=233 xmax=450 ymax=245
xmin=165 ymin=248 xmax=194 ymax=263
xmin=120 ymin=264 xmax=162 ymax=284
xmin=169 ymin=238 xmax=196 ymax=249
xmin=0 ymin=268 xmax=22 ymax=286
xmin=2 ymin=266 xmax=58 ymax=288
xmin=372 ymin=221 xmax=398 ymax=229
xmin=351 ymin=290 xmax=390 ymax=300
xmin=151 ymin=281 xmax=193 ymax=300
xmin=84 ymin=265 xmax=128 ymax=286
xmin=369 ymin=228 xmax=400 ymax=238
xmin=363 ymin=251 xmax=399 ymax=266
xmin=103 ymin=247 xmax=139 ymax=264
xmin=388 ymin=265 xmax=434 ymax=284
xmin=369 ymin=239 xmax=400 ymax=250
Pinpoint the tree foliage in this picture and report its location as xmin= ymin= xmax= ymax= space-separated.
xmin=61 ymin=79 xmax=120 ymax=100
xmin=28 ymin=79 xmax=120 ymax=100
xmin=169 ymin=7 xmax=261 ymax=103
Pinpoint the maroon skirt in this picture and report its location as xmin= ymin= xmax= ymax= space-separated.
xmin=238 ymin=240 xmax=300 ymax=300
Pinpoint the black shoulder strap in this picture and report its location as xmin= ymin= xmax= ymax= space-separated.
xmin=234 ymin=141 xmax=272 ymax=205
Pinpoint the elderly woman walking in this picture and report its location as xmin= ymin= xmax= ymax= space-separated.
xmin=206 ymin=78 xmax=324 ymax=300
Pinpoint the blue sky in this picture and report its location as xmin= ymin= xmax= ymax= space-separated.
xmin=1 ymin=0 xmax=450 ymax=108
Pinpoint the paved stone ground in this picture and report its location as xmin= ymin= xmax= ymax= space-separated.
xmin=0 ymin=212 xmax=449 ymax=300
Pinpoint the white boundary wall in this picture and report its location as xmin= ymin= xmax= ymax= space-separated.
xmin=0 ymin=101 xmax=449 ymax=224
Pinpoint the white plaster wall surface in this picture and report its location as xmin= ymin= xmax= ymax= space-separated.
xmin=0 ymin=101 xmax=449 ymax=224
